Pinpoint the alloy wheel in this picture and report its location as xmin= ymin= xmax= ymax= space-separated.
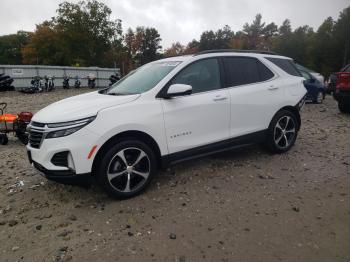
xmin=107 ymin=147 xmax=150 ymax=193
xmin=273 ymin=116 xmax=296 ymax=149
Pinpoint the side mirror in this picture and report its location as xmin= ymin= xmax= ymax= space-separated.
xmin=165 ymin=84 xmax=192 ymax=98
xmin=309 ymin=78 xmax=316 ymax=84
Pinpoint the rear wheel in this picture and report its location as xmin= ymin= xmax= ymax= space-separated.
xmin=265 ymin=110 xmax=298 ymax=153
xmin=97 ymin=139 xmax=157 ymax=199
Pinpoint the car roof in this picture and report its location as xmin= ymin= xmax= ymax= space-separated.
xmin=155 ymin=55 xmax=193 ymax=63
xmin=156 ymin=52 xmax=292 ymax=64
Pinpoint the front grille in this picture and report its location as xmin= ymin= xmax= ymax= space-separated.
xmin=29 ymin=130 xmax=44 ymax=148
xmin=31 ymin=121 xmax=45 ymax=128
xmin=51 ymin=151 xmax=69 ymax=167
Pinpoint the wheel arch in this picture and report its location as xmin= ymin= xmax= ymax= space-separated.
xmin=91 ymin=130 xmax=162 ymax=176
xmin=273 ymin=106 xmax=301 ymax=131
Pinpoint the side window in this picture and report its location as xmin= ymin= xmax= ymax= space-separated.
xmin=172 ymin=58 xmax=221 ymax=94
xmin=223 ymin=57 xmax=263 ymax=87
xmin=265 ymin=57 xmax=301 ymax=77
xmin=257 ymin=60 xmax=275 ymax=81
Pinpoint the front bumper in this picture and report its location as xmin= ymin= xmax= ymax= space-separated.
xmin=27 ymin=126 xmax=100 ymax=176
xmin=28 ymin=152 xmax=91 ymax=181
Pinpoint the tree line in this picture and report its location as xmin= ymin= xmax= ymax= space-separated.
xmin=0 ymin=0 xmax=349 ymax=77
xmin=165 ymin=9 xmax=350 ymax=78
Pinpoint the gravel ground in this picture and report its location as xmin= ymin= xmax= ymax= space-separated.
xmin=0 ymin=88 xmax=349 ymax=262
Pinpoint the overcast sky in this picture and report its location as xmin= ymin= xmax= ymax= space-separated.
xmin=0 ymin=0 xmax=348 ymax=49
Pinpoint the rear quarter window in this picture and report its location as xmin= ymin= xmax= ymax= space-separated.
xmin=265 ymin=57 xmax=301 ymax=77
xmin=223 ymin=57 xmax=274 ymax=87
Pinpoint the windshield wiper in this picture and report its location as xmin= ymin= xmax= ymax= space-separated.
xmin=108 ymin=92 xmax=128 ymax=96
xmin=108 ymin=92 xmax=139 ymax=96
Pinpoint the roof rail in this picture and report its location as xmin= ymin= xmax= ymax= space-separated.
xmin=195 ymin=49 xmax=277 ymax=56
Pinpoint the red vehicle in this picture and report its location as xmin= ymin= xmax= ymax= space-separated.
xmin=334 ymin=64 xmax=350 ymax=113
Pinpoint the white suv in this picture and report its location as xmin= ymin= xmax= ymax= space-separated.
xmin=27 ymin=50 xmax=306 ymax=198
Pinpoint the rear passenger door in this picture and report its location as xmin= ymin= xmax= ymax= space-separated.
xmin=223 ymin=56 xmax=284 ymax=137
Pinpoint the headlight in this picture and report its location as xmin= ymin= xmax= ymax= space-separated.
xmin=47 ymin=116 xmax=96 ymax=128
xmin=46 ymin=116 xmax=95 ymax=139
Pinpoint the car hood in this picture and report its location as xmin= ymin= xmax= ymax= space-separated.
xmin=33 ymin=91 xmax=140 ymax=123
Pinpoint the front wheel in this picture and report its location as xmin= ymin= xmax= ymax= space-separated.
xmin=96 ymin=139 xmax=157 ymax=199
xmin=265 ymin=110 xmax=298 ymax=153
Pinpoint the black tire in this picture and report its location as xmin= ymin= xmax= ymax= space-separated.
xmin=265 ymin=110 xmax=298 ymax=153
xmin=17 ymin=133 xmax=29 ymax=145
xmin=338 ymin=102 xmax=350 ymax=113
xmin=0 ymin=134 xmax=9 ymax=145
xmin=96 ymin=139 xmax=157 ymax=199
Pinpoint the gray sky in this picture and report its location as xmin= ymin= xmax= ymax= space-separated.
xmin=0 ymin=0 xmax=348 ymax=49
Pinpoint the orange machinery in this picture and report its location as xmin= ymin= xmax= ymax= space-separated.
xmin=0 ymin=103 xmax=32 ymax=145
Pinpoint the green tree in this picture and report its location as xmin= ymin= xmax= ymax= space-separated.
xmin=279 ymin=19 xmax=292 ymax=36
xmin=311 ymin=17 xmax=336 ymax=76
xmin=242 ymin=14 xmax=265 ymax=49
xmin=21 ymin=0 xmax=123 ymax=66
xmin=242 ymin=14 xmax=278 ymax=50
xmin=199 ymin=30 xmax=216 ymax=51
xmin=0 ymin=31 xmax=29 ymax=64
xmin=131 ymin=27 xmax=162 ymax=66
xmin=53 ymin=0 xmax=122 ymax=66
xmin=198 ymin=25 xmax=234 ymax=51
xmin=333 ymin=7 xmax=350 ymax=67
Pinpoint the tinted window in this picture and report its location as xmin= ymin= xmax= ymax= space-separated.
xmin=257 ymin=61 xmax=275 ymax=81
xmin=266 ymin=57 xmax=301 ymax=77
xmin=223 ymin=57 xmax=274 ymax=87
xmin=172 ymin=58 xmax=221 ymax=94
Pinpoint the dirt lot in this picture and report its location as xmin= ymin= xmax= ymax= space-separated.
xmin=0 ymin=88 xmax=349 ymax=262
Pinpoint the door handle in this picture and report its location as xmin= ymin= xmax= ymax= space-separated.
xmin=213 ymin=96 xmax=228 ymax=102
xmin=268 ymin=85 xmax=279 ymax=90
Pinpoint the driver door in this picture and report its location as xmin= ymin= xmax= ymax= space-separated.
xmin=161 ymin=58 xmax=230 ymax=154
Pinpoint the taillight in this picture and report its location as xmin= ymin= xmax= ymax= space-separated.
xmin=336 ymin=72 xmax=350 ymax=89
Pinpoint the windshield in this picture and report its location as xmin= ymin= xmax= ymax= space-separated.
xmin=106 ymin=61 xmax=181 ymax=95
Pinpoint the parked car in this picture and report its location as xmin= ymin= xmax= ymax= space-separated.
xmin=296 ymin=64 xmax=324 ymax=84
xmin=333 ymin=63 xmax=350 ymax=113
xmin=299 ymin=69 xmax=326 ymax=103
xmin=27 ymin=50 xmax=306 ymax=199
